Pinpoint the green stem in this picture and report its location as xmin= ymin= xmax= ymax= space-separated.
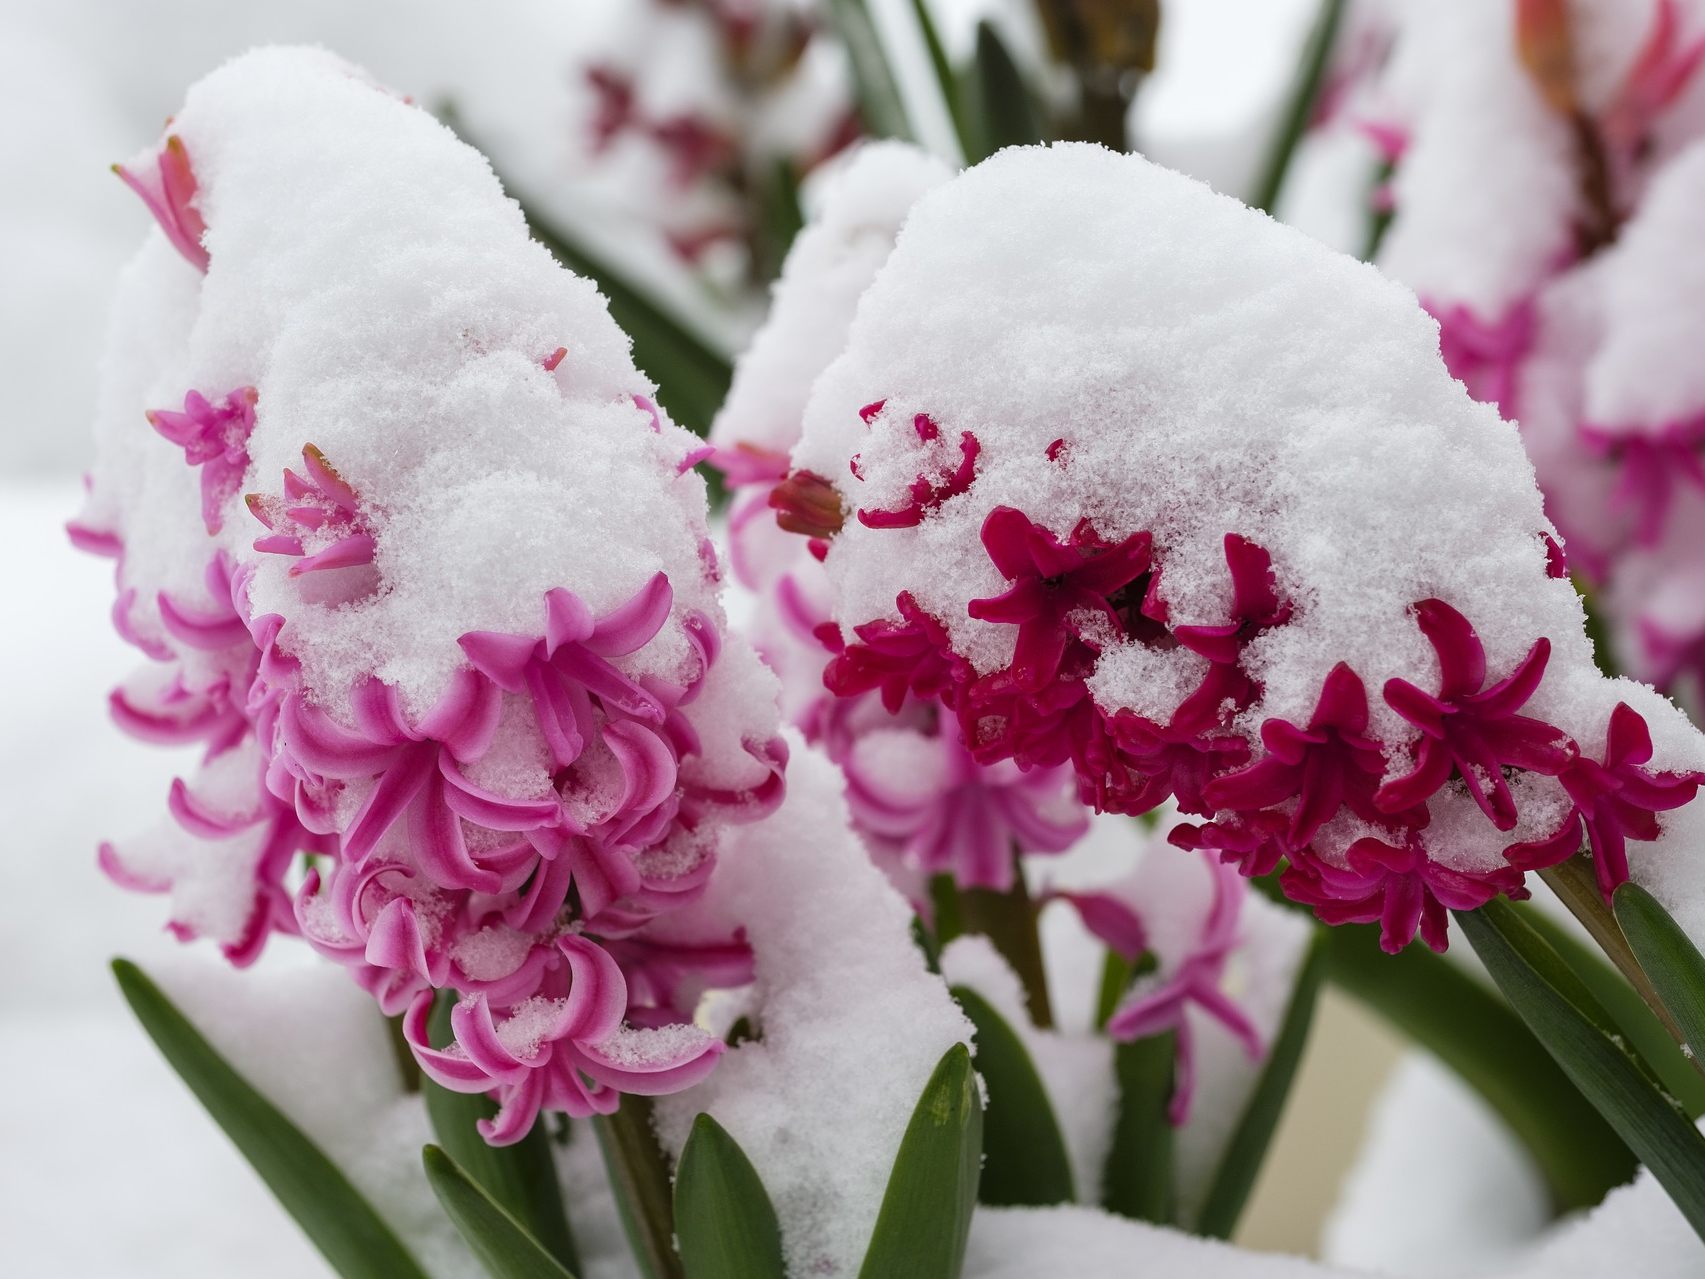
xmin=1541 ymin=855 xmax=1689 ymax=1052
xmin=1249 ymin=0 xmax=1347 ymax=213
xmin=957 ymin=858 xmax=1055 ymax=1029
xmin=386 ymin=1012 xmax=421 ymax=1093
xmin=594 ymin=1097 xmax=684 ymax=1279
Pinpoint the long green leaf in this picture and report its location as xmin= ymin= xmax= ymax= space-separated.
xmin=1249 ymin=0 xmax=1348 ymax=213
xmin=673 ymin=1115 xmax=786 ymax=1279
xmin=951 ymin=986 xmax=1073 ymax=1206
xmin=909 ymin=0 xmax=971 ymax=160
xmin=1616 ymin=883 xmax=1705 ymax=1076
xmin=825 ymin=0 xmax=915 ymax=141
xmin=1459 ymin=901 xmax=1705 ymax=1240
xmin=111 ymin=959 xmax=430 ymax=1279
xmin=858 ymin=1043 xmax=983 ymax=1279
xmin=422 ymin=996 xmax=581 ymax=1271
xmin=1325 ymin=922 xmax=1635 ymax=1211
xmin=423 ymin=1145 xmax=578 ymax=1279
xmin=1520 ymin=899 xmax=1705 ymax=1116
xmin=958 ymin=21 xmax=1047 ymax=164
xmin=1194 ymin=931 xmax=1327 ymax=1238
xmin=594 ymin=1097 xmax=684 ymax=1279
xmin=1101 ymin=1029 xmax=1175 ymax=1224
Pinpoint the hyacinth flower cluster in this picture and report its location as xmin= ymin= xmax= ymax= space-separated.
xmin=708 ymin=142 xmax=1092 ymax=899
xmin=785 ymin=142 xmax=1705 ymax=956
xmin=1294 ymin=0 xmax=1705 ymax=707
xmin=74 ymin=50 xmax=786 ymax=1144
xmin=570 ymin=0 xmax=858 ymax=278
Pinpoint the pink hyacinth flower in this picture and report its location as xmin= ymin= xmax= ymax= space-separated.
xmin=147 ymin=387 xmax=259 ymax=533
xmin=1079 ymin=854 xmax=1263 ymax=1124
xmin=1282 ymin=833 xmax=1527 ymax=954
xmin=1425 ymin=297 xmax=1536 ymax=421
xmin=247 ymin=444 xmax=378 ymax=579
xmin=855 ymin=411 xmax=981 ymax=529
xmin=404 ymin=935 xmax=722 ymax=1145
xmin=1507 ymin=701 xmax=1705 ymax=900
xmin=1578 ymin=415 xmax=1705 ymax=548
xmin=1376 ymin=599 xmax=1573 ymax=830
xmin=1203 ymin=662 xmax=1390 ymax=849
xmin=822 ymin=591 xmax=969 ymax=714
xmin=114 ymin=133 xmax=210 ymax=271
xmin=968 ymin=507 xmax=1154 ymax=690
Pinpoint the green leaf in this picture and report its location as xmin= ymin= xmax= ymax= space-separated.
xmin=422 ymin=995 xmax=581 ymax=1272
xmin=752 ymin=159 xmax=805 ymax=284
xmin=1616 ymin=883 xmax=1705 ymax=1082
xmin=824 ymin=0 xmax=915 ymax=141
xmin=1459 ymin=900 xmax=1705 ymax=1241
xmin=1194 ymin=930 xmax=1327 ymax=1238
xmin=1249 ymin=0 xmax=1348 ymax=213
xmin=950 ymin=986 xmax=1073 ymax=1206
xmin=858 ymin=1043 xmax=983 ymax=1279
xmin=111 ymin=959 xmax=430 ymax=1279
xmin=1520 ymin=899 xmax=1705 ymax=1116
xmin=423 ymin=1145 xmax=578 ymax=1279
xmin=1326 ymin=920 xmax=1635 ymax=1211
xmin=957 ymin=21 xmax=1047 ymax=164
xmin=594 ymin=1097 xmax=684 ymax=1279
xmin=673 ymin=1115 xmax=786 ymax=1279
xmin=909 ymin=0 xmax=971 ymax=160
xmin=1101 ymin=1030 xmax=1175 ymax=1224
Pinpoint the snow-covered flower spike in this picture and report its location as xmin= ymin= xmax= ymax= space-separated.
xmin=708 ymin=142 xmax=1091 ymax=895
xmin=790 ymin=143 xmax=1705 ymax=947
xmin=75 ymin=47 xmax=784 ymax=1140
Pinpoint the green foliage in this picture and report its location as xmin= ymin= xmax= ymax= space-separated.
xmin=423 ymin=1145 xmax=578 ymax=1279
xmin=112 ymin=959 xmax=429 ymax=1279
xmin=674 ymin=1115 xmax=787 ymax=1279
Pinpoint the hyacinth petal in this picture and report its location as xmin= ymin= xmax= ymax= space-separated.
xmin=507 ymin=841 xmax=576 ymax=934
xmin=552 ymin=645 xmax=665 ymax=724
xmin=415 ymin=667 xmax=504 ymax=761
xmin=543 ymin=587 xmax=596 ymax=652
xmin=1312 ymin=663 xmax=1370 ymax=734
xmin=1071 ymin=532 xmax=1152 ymax=596
xmin=477 ymin=1069 xmax=550 ymax=1146
xmin=1505 ymin=813 xmax=1584 ymax=870
xmin=1174 ymin=622 xmax=1242 ymax=665
xmin=587 ymin=572 xmax=674 ymax=656
xmin=402 ymin=993 xmax=495 ymax=1092
xmin=289 ymin=532 xmax=376 ymax=576
xmin=1383 ymin=677 xmax=1451 ymax=737
xmin=568 ymin=837 xmax=643 ymax=921
xmin=410 ymin=771 xmax=504 ymax=894
xmin=156 ymin=590 xmax=248 ymax=651
xmin=350 ymin=678 xmax=413 ymax=746
xmin=1054 ymin=890 xmax=1147 ymax=961
xmin=365 ymin=897 xmax=434 ymax=981
xmin=1414 ymin=599 xmax=1486 ymax=699
xmin=450 ymin=995 xmax=536 ymax=1081
xmin=978 ymin=506 xmax=1044 ymax=580
xmin=439 ymin=758 xmax=559 ymax=830
xmin=280 ymin=696 xmax=404 ymax=777
xmin=1607 ymin=701 xmax=1656 ymax=768
xmin=556 ymin=934 xmax=629 ymax=1043
xmin=343 ymin=744 xmax=436 ymax=863
xmin=1375 ymin=740 xmax=1453 ymax=814
xmin=456 ymin=631 xmax=538 ymax=693
xmin=168 ymin=775 xmax=258 ymax=838
xmin=98 ymin=840 xmax=171 ymax=893
xmin=526 ymin=662 xmax=592 ymax=770
xmin=1473 ymin=638 xmax=1552 ymax=718
xmin=574 ymin=1032 xmax=724 ymax=1096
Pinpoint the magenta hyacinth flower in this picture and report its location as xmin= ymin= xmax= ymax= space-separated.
xmin=404 ymin=935 xmax=723 ymax=1144
xmin=1578 ymin=415 xmax=1705 ymax=548
xmin=1282 ymin=832 xmax=1527 ymax=954
xmin=841 ymin=723 xmax=1087 ymax=891
xmin=247 ymin=444 xmax=378 ymax=579
xmin=1204 ymin=662 xmax=1391 ymax=849
xmin=1425 ymin=298 xmax=1535 ymax=421
xmin=1507 ymin=701 xmax=1705 ymax=900
xmin=1172 ymin=534 xmax=1294 ymax=666
xmin=114 ymin=132 xmax=210 ymax=271
xmin=968 ymin=507 xmax=1154 ymax=690
xmin=821 ymin=591 xmax=969 ymax=714
xmin=854 ymin=411 xmax=981 ymax=529
xmin=1376 ymin=599 xmax=1573 ymax=830
xmin=147 ymin=387 xmax=259 ymax=533
xmin=1075 ymin=853 xmax=1263 ymax=1124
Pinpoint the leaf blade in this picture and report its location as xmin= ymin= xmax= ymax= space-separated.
xmin=857 ymin=1043 xmax=982 ymax=1279
xmin=422 ymin=995 xmax=581 ymax=1272
xmin=423 ymin=1145 xmax=578 ymax=1279
xmin=824 ymin=0 xmax=916 ymax=142
xmin=958 ymin=21 xmax=1047 ymax=164
xmin=1193 ymin=930 xmax=1327 ymax=1238
xmin=1615 ymin=881 xmax=1705 ymax=1072
xmin=951 ymin=986 xmax=1073 ymax=1206
xmin=112 ymin=959 xmax=430 ymax=1279
xmin=673 ymin=1114 xmax=786 ymax=1279
xmin=1459 ymin=900 xmax=1705 ymax=1242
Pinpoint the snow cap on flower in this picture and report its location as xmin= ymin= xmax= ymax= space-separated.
xmin=791 ymin=142 xmax=1705 ymax=947
xmin=77 ymin=46 xmax=783 ymax=1137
